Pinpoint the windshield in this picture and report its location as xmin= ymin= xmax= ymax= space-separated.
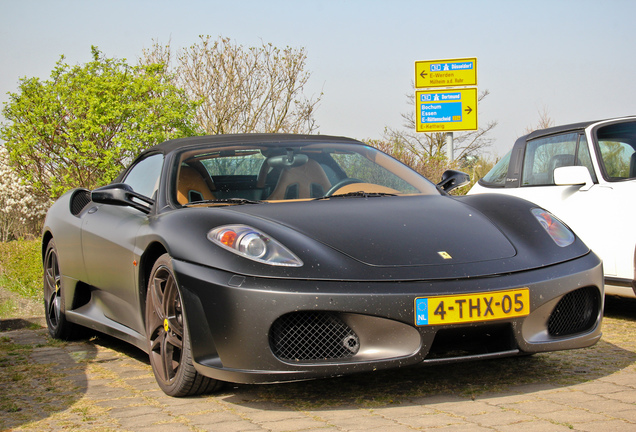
xmin=595 ymin=121 xmax=636 ymax=181
xmin=173 ymin=142 xmax=438 ymax=205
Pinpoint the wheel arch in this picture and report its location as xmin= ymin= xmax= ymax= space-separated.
xmin=138 ymin=242 xmax=169 ymax=327
xmin=42 ymin=230 xmax=53 ymax=262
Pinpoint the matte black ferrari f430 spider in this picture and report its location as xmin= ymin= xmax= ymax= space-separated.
xmin=42 ymin=134 xmax=603 ymax=396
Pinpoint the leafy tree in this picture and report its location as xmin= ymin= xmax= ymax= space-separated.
xmin=1 ymin=46 xmax=198 ymax=200
xmin=141 ymin=36 xmax=322 ymax=134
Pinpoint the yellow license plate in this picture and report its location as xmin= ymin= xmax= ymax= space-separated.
xmin=415 ymin=288 xmax=530 ymax=326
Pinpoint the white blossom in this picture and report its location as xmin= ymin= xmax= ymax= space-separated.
xmin=0 ymin=146 xmax=50 ymax=241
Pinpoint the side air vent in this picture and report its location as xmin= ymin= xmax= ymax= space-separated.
xmin=548 ymin=286 xmax=600 ymax=337
xmin=70 ymin=189 xmax=92 ymax=216
xmin=270 ymin=312 xmax=360 ymax=362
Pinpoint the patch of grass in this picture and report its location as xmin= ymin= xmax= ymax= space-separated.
xmin=0 ymin=239 xmax=42 ymax=300
xmin=0 ymin=297 xmax=17 ymax=316
xmin=0 ymin=334 xmax=81 ymax=429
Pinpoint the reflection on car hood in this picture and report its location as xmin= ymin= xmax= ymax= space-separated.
xmin=233 ymin=195 xmax=516 ymax=267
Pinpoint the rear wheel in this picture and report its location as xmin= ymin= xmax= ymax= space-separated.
xmin=145 ymin=254 xmax=222 ymax=396
xmin=43 ymin=239 xmax=79 ymax=339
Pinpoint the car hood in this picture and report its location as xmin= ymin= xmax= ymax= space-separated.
xmin=158 ymin=193 xmax=591 ymax=281
xmin=236 ymin=195 xmax=516 ymax=267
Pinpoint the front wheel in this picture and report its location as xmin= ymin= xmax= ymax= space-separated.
xmin=145 ymin=253 xmax=222 ymax=396
xmin=43 ymin=239 xmax=80 ymax=340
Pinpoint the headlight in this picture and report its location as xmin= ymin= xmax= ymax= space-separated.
xmin=531 ymin=208 xmax=575 ymax=247
xmin=208 ymin=225 xmax=303 ymax=267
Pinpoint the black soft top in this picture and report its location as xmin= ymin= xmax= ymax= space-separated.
xmin=141 ymin=133 xmax=364 ymax=156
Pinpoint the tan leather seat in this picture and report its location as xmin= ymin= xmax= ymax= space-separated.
xmin=267 ymin=159 xmax=331 ymax=200
xmin=177 ymin=166 xmax=215 ymax=204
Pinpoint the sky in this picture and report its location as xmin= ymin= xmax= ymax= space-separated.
xmin=1 ymin=0 xmax=635 ymax=158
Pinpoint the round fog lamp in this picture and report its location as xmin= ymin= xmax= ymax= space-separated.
xmin=239 ymin=233 xmax=267 ymax=258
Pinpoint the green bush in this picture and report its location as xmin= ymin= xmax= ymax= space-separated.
xmin=0 ymin=239 xmax=42 ymax=300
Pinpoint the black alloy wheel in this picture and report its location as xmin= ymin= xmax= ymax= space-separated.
xmin=43 ymin=239 xmax=78 ymax=339
xmin=145 ymin=254 xmax=221 ymax=396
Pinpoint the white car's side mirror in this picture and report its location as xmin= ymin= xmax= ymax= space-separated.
xmin=554 ymin=166 xmax=594 ymax=191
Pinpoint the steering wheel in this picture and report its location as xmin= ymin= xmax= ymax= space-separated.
xmin=325 ymin=178 xmax=363 ymax=196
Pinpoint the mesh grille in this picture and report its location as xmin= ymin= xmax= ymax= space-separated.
xmin=270 ymin=312 xmax=360 ymax=362
xmin=548 ymin=286 xmax=599 ymax=337
xmin=70 ymin=189 xmax=91 ymax=216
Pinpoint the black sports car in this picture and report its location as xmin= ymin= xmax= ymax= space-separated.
xmin=42 ymin=134 xmax=603 ymax=396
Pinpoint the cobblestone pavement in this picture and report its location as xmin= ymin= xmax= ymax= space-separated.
xmin=2 ymin=296 xmax=636 ymax=432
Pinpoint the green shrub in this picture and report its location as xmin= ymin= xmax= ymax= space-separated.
xmin=0 ymin=239 xmax=41 ymax=300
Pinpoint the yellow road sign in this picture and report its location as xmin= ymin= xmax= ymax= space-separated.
xmin=415 ymin=58 xmax=477 ymax=88
xmin=416 ymin=88 xmax=478 ymax=132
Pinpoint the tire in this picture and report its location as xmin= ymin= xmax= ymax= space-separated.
xmin=43 ymin=239 xmax=80 ymax=340
xmin=145 ymin=253 xmax=222 ymax=396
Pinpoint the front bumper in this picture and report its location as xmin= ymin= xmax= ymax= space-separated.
xmin=173 ymin=252 xmax=603 ymax=384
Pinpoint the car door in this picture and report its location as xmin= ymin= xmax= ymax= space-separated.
xmin=80 ymin=153 xmax=164 ymax=334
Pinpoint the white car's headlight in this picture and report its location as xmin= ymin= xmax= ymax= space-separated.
xmin=531 ymin=208 xmax=575 ymax=247
xmin=208 ymin=225 xmax=303 ymax=267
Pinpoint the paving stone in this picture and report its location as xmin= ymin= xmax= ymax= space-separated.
xmin=432 ymin=400 xmax=502 ymax=416
xmin=371 ymin=404 xmax=437 ymax=418
xmin=391 ymin=412 xmax=469 ymax=429
xmin=195 ymin=419 xmax=265 ymax=432
xmin=598 ymin=389 xmax=636 ymax=403
xmin=257 ymin=417 xmax=331 ymax=431
xmin=573 ymin=419 xmax=636 ymax=432
xmin=431 ymin=424 xmax=494 ymax=432
xmin=131 ymin=424 xmax=193 ymax=432
xmin=497 ymin=399 xmax=566 ymax=414
xmin=534 ymin=408 xmax=610 ymax=424
xmin=462 ymin=410 xmax=535 ymax=427
xmin=320 ymin=413 xmax=406 ymax=430
xmin=116 ymin=412 xmax=176 ymax=429
xmin=188 ymin=411 xmax=249 ymax=426
xmin=107 ymin=405 xmax=165 ymax=419
xmin=575 ymin=399 xmax=636 ymax=414
xmin=496 ymin=420 xmax=575 ymax=432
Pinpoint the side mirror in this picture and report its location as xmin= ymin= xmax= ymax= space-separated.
xmin=553 ymin=166 xmax=594 ymax=191
xmin=91 ymin=183 xmax=154 ymax=214
xmin=437 ymin=170 xmax=470 ymax=192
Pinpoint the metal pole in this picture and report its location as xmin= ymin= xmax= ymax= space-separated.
xmin=446 ymin=132 xmax=454 ymax=161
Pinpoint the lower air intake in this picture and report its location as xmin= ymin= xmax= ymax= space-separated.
xmin=548 ymin=286 xmax=600 ymax=337
xmin=270 ymin=312 xmax=360 ymax=362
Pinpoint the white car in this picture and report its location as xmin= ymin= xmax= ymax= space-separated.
xmin=470 ymin=116 xmax=636 ymax=298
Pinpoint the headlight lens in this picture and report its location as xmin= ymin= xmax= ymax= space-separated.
xmin=531 ymin=208 xmax=575 ymax=247
xmin=208 ymin=225 xmax=303 ymax=267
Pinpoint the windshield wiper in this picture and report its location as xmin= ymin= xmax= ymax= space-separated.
xmin=185 ymin=198 xmax=265 ymax=206
xmin=314 ymin=191 xmax=398 ymax=200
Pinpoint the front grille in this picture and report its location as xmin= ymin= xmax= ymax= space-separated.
xmin=70 ymin=189 xmax=91 ymax=216
xmin=548 ymin=286 xmax=600 ymax=337
xmin=426 ymin=323 xmax=515 ymax=360
xmin=270 ymin=312 xmax=360 ymax=362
